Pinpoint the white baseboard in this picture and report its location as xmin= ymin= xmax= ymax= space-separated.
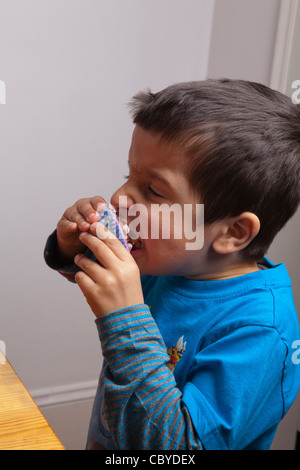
xmin=31 ymin=380 xmax=98 ymax=408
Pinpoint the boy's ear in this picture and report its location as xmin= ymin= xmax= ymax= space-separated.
xmin=212 ymin=212 xmax=260 ymax=255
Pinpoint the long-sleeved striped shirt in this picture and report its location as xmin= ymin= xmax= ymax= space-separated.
xmin=88 ymin=304 xmax=202 ymax=450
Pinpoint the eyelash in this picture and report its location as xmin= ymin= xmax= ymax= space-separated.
xmin=123 ymin=175 xmax=162 ymax=198
xmin=148 ymin=187 xmax=163 ymax=197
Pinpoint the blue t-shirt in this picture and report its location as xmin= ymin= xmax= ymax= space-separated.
xmin=44 ymin=231 xmax=300 ymax=449
xmin=138 ymin=258 xmax=300 ymax=449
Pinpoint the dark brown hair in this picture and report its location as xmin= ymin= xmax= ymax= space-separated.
xmin=129 ymin=79 xmax=300 ymax=260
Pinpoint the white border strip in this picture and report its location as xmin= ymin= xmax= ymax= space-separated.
xmin=270 ymin=0 xmax=299 ymax=93
xmin=31 ymin=380 xmax=98 ymax=407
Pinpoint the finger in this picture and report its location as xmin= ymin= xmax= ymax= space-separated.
xmin=76 ymin=199 xmax=100 ymax=225
xmin=57 ymin=216 xmax=78 ymax=233
xmin=77 ymin=197 xmax=107 ymax=225
xmin=63 ymin=199 xmax=99 ymax=231
xmin=74 ymin=253 xmax=105 ymax=281
xmin=78 ymin=231 xmax=126 ymax=268
xmin=74 ymin=269 xmax=96 ymax=294
xmin=92 ymin=222 xmax=130 ymax=261
xmin=90 ymin=196 xmax=107 ymax=213
xmin=62 ymin=206 xmax=91 ymax=231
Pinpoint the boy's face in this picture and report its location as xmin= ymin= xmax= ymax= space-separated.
xmin=111 ymin=125 xmax=213 ymax=278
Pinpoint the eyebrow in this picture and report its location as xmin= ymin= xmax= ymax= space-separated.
xmin=148 ymin=170 xmax=173 ymax=189
xmin=128 ymin=161 xmax=173 ymax=189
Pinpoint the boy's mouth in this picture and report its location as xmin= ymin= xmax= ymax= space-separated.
xmin=121 ymin=223 xmax=144 ymax=253
xmin=128 ymin=237 xmax=144 ymax=252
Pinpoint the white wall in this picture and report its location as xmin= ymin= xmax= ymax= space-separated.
xmin=0 ymin=0 xmax=215 ymax=392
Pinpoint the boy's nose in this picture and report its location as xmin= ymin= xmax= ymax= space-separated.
xmin=110 ymin=186 xmax=134 ymax=216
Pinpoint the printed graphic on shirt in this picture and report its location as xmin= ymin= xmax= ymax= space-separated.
xmin=166 ymin=336 xmax=186 ymax=372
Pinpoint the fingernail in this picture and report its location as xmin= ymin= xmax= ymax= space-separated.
xmin=88 ymin=212 xmax=99 ymax=223
xmin=96 ymin=202 xmax=107 ymax=212
xmin=80 ymin=221 xmax=89 ymax=229
xmin=95 ymin=222 xmax=109 ymax=239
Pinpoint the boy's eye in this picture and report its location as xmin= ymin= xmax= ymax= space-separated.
xmin=124 ymin=175 xmax=163 ymax=198
xmin=148 ymin=186 xmax=163 ymax=197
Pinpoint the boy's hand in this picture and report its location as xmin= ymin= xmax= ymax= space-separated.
xmin=74 ymin=222 xmax=144 ymax=318
xmin=56 ymin=196 xmax=106 ymax=264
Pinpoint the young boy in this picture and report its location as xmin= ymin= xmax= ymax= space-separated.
xmin=44 ymin=79 xmax=300 ymax=450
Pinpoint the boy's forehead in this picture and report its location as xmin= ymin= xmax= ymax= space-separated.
xmin=129 ymin=125 xmax=187 ymax=170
